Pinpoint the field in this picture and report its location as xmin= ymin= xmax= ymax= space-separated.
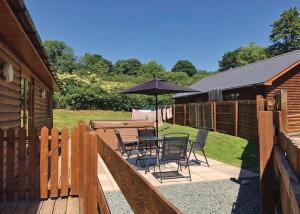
xmin=54 ymin=109 xmax=258 ymax=168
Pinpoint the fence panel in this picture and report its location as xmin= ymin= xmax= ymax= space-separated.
xmin=238 ymin=101 xmax=258 ymax=140
xmin=215 ymin=102 xmax=235 ymax=135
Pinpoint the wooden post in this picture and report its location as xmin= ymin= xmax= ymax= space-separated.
xmin=40 ymin=127 xmax=49 ymax=199
xmin=6 ymin=128 xmax=14 ymax=201
xmin=71 ymin=126 xmax=79 ymax=195
xmin=183 ymin=104 xmax=187 ymax=126
xmin=61 ymin=128 xmax=69 ymax=196
xmin=258 ymin=111 xmax=275 ymax=214
xmin=18 ymin=128 xmax=26 ymax=200
xmin=256 ymin=95 xmax=265 ymax=118
xmin=0 ymin=129 xmax=3 ymax=202
xmin=173 ymin=104 xmax=176 ymax=125
xmin=83 ymin=132 xmax=98 ymax=214
xmin=234 ymin=101 xmax=239 ymax=136
xmin=29 ymin=129 xmax=36 ymax=199
xmin=50 ymin=128 xmax=59 ymax=198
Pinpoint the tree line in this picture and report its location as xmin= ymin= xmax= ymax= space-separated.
xmin=46 ymin=7 xmax=300 ymax=110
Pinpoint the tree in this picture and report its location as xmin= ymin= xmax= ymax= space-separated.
xmin=171 ymin=60 xmax=197 ymax=76
xmin=139 ymin=61 xmax=166 ymax=78
xmin=113 ymin=59 xmax=142 ymax=76
xmin=218 ymin=43 xmax=268 ymax=71
xmin=269 ymin=7 xmax=300 ymax=56
xmin=78 ymin=53 xmax=112 ymax=75
xmin=43 ymin=40 xmax=77 ymax=74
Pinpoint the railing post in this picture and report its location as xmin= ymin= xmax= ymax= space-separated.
xmin=258 ymin=111 xmax=275 ymax=214
xmin=40 ymin=127 xmax=49 ymax=199
xmin=83 ymin=132 xmax=98 ymax=214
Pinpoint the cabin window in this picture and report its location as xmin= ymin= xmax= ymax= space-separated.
xmin=225 ymin=93 xmax=240 ymax=100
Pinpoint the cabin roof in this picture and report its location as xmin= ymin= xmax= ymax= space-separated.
xmin=2 ymin=0 xmax=61 ymax=90
xmin=174 ymin=49 xmax=300 ymax=98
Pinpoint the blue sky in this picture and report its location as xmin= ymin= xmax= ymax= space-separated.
xmin=26 ymin=0 xmax=300 ymax=71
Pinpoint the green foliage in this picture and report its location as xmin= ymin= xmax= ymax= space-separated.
xmin=113 ymin=59 xmax=142 ymax=76
xmin=269 ymin=7 xmax=300 ymax=56
xmin=139 ymin=61 xmax=166 ymax=78
xmin=171 ymin=60 xmax=197 ymax=76
xmin=43 ymin=40 xmax=77 ymax=74
xmin=218 ymin=43 xmax=268 ymax=71
xmin=77 ymin=53 xmax=113 ymax=75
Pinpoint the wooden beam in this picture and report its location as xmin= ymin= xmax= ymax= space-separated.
xmin=258 ymin=111 xmax=275 ymax=214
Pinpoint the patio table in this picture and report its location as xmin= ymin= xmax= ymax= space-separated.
xmin=139 ymin=136 xmax=163 ymax=173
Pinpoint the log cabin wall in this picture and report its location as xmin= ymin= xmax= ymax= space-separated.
xmin=0 ymin=49 xmax=21 ymax=130
xmin=34 ymin=80 xmax=53 ymax=130
xmin=266 ymin=64 xmax=300 ymax=133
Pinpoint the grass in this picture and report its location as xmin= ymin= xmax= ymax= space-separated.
xmin=54 ymin=109 xmax=131 ymax=130
xmin=54 ymin=109 xmax=258 ymax=168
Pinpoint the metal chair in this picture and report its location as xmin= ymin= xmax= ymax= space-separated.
xmin=115 ymin=129 xmax=145 ymax=166
xmin=187 ymin=128 xmax=210 ymax=167
xmin=154 ymin=133 xmax=191 ymax=183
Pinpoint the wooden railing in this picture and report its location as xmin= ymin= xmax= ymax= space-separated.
xmin=0 ymin=127 xmax=39 ymax=202
xmin=172 ymin=96 xmax=265 ymax=141
xmin=40 ymin=122 xmax=181 ymax=214
xmin=258 ymin=100 xmax=300 ymax=214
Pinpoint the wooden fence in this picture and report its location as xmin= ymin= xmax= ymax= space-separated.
xmin=0 ymin=127 xmax=39 ymax=202
xmin=258 ymin=98 xmax=300 ymax=213
xmin=173 ymin=98 xmax=264 ymax=141
xmin=40 ymin=122 xmax=181 ymax=214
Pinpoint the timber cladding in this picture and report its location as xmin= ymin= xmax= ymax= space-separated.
xmin=266 ymin=64 xmax=300 ymax=133
xmin=0 ymin=52 xmax=21 ymax=130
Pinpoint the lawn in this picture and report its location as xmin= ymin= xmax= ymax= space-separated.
xmin=54 ymin=109 xmax=258 ymax=168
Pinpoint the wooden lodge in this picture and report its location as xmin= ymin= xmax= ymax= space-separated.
xmin=174 ymin=51 xmax=300 ymax=133
xmin=0 ymin=0 xmax=60 ymax=132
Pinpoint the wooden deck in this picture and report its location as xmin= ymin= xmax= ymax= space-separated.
xmin=0 ymin=196 xmax=79 ymax=214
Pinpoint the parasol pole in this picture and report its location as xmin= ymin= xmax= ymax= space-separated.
xmin=155 ymin=93 xmax=158 ymax=137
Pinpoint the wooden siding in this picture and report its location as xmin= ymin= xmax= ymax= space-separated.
xmin=34 ymin=80 xmax=52 ymax=130
xmin=0 ymin=55 xmax=21 ymax=130
xmin=266 ymin=64 xmax=300 ymax=133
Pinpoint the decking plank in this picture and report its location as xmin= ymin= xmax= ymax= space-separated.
xmin=39 ymin=199 xmax=55 ymax=214
xmin=53 ymin=197 xmax=68 ymax=214
xmin=66 ymin=197 xmax=79 ymax=214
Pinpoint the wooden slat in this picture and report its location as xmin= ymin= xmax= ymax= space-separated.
xmin=50 ymin=128 xmax=59 ymax=197
xmin=60 ymin=128 xmax=69 ymax=196
xmin=40 ymin=127 xmax=49 ymax=199
xmin=97 ymin=179 xmax=111 ymax=214
xmin=6 ymin=128 xmax=15 ymax=201
xmin=78 ymin=122 xmax=87 ymax=208
xmin=83 ymin=132 xmax=98 ymax=214
xmin=258 ymin=111 xmax=275 ymax=214
xmin=97 ymin=134 xmax=182 ymax=214
xmin=18 ymin=127 xmax=26 ymax=200
xmin=71 ymin=127 xmax=79 ymax=195
xmin=0 ymin=129 xmax=3 ymax=202
xmin=29 ymin=129 xmax=36 ymax=199
xmin=274 ymin=146 xmax=300 ymax=214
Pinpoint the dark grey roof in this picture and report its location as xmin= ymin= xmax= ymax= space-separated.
xmin=174 ymin=49 xmax=300 ymax=98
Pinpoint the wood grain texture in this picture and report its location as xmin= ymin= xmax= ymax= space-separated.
xmin=18 ymin=127 xmax=26 ymax=200
xmin=258 ymin=111 xmax=275 ymax=214
xmin=50 ymin=128 xmax=59 ymax=197
xmin=274 ymin=145 xmax=300 ymax=214
xmin=29 ymin=129 xmax=36 ymax=199
xmin=97 ymin=178 xmax=111 ymax=214
xmin=71 ymin=127 xmax=79 ymax=195
xmin=97 ymin=134 xmax=182 ymax=214
xmin=83 ymin=133 xmax=97 ymax=214
xmin=60 ymin=127 xmax=69 ymax=196
xmin=6 ymin=128 xmax=15 ymax=201
xmin=0 ymin=129 xmax=3 ymax=202
xmin=40 ymin=127 xmax=49 ymax=199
